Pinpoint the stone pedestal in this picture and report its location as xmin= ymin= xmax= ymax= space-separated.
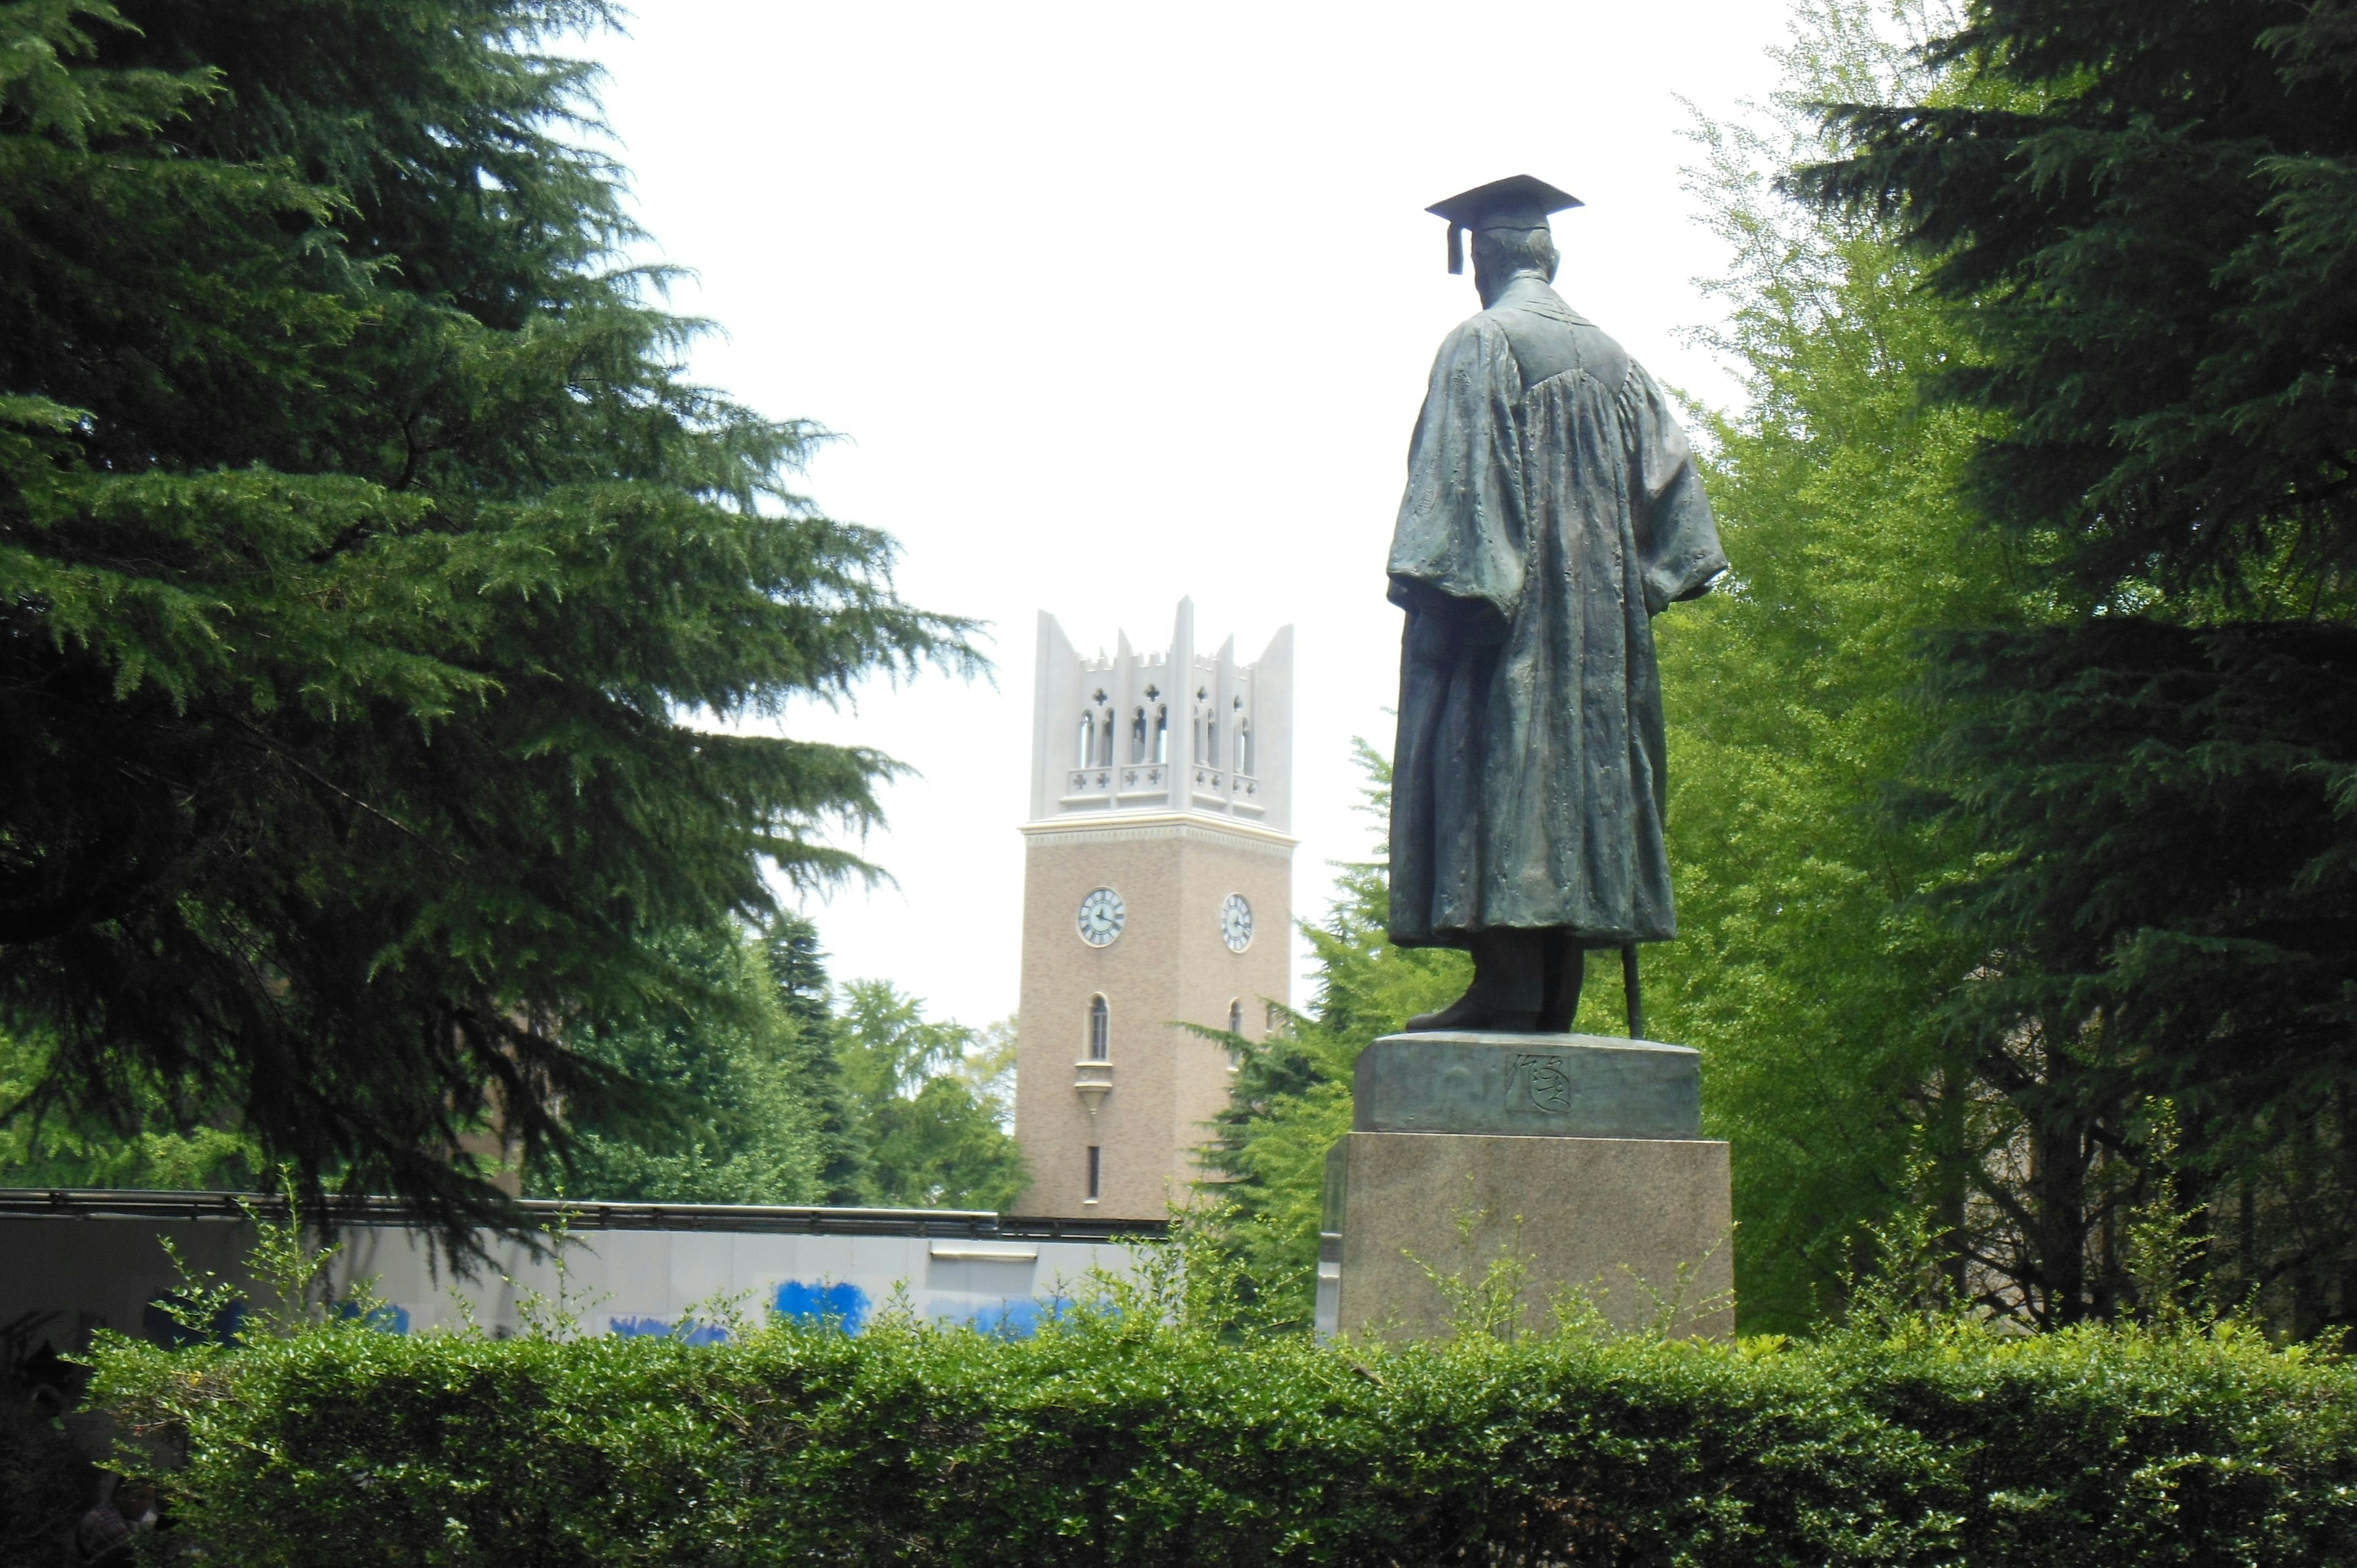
xmin=1317 ymin=1032 xmax=1733 ymax=1341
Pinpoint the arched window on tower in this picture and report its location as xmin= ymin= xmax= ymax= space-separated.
xmin=1153 ymin=706 xmax=1169 ymax=764
xmin=1131 ymin=708 xmax=1147 ymax=764
xmin=1087 ymin=994 xmax=1109 ymax=1060
xmin=1226 ymin=998 xmax=1244 ymax=1070
xmin=1076 ymin=713 xmax=1094 ymax=768
xmin=1239 ymin=717 xmax=1255 ymax=776
xmin=1096 ymin=710 xmax=1114 ymax=765
xmin=1207 ymin=714 xmax=1220 ymax=768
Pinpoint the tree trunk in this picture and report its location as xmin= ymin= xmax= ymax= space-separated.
xmin=1930 ymin=1065 xmax=1970 ymax=1305
xmin=2027 ymin=1019 xmax=2092 ymax=1326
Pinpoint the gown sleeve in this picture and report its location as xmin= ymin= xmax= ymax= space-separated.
xmin=1625 ymin=361 xmax=1729 ymax=615
xmin=1387 ymin=317 xmax=1528 ymax=643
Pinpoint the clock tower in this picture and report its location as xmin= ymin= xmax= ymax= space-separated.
xmin=1010 ymin=599 xmax=1295 ymax=1219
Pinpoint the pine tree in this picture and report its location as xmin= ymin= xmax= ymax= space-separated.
xmin=0 ymin=2 xmax=973 ymax=1243
xmin=1798 ymin=0 xmax=2357 ymax=1332
xmin=759 ymin=913 xmax=877 ymax=1206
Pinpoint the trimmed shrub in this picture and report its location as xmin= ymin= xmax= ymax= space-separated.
xmin=83 ymin=1264 xmax=2357 ymax=1568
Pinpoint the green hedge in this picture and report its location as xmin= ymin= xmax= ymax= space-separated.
xmin=85 ymin=1282 xmax=2357 ymax=1568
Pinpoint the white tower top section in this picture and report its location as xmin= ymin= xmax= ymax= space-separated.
xmin=1028 ymin=598 xmax=1293 ymax=834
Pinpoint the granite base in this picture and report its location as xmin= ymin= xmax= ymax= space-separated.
xmin=1317 ymin=1129 xmax=1733 ymax=1342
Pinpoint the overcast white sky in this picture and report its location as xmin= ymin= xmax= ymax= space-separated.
xmin=590 ymin=1 xmax=1796 ymax=1028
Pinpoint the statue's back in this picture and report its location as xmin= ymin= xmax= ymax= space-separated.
xmin=1483 ymin=287 xmax=1630 ymax=398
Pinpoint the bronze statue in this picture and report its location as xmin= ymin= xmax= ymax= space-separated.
xmin=1388 ymin=176 xmax=1727 ymax=1035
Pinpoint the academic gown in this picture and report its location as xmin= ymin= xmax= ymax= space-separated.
xmin=1387 ymin=276 xmax=1727 ymax=949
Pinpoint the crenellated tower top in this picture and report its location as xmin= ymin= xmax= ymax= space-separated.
xmin=1027 ymin=598 xmax=1293 ymax=835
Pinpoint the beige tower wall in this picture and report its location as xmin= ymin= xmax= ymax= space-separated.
xmin=1012 ymin=816 xmax=1293 ymax=1219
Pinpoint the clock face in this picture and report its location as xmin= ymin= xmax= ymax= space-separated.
xmin=1076 ymin=887 xmax=1126 ymax=948
xmin=1220 ymin=893 xmax=1254 ymax=953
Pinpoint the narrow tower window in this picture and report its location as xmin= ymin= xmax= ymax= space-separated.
xmin=1153 ymin=706 xmax=1168 ymax=763
xmin=1131 ymin=708 xmax=1147 ymax=763
xmin=1228 ymin=998 xmax=1244 ymax=1035
xmin=1207 ymin=716 xmax=1220 ymax=767
xmin=1087 ymin=994 xmax=1109 ymax=1060
xmin=1239 ymin=718 xmax=1255 ymax=776
xmin=1085 ymin=1145 xmax=1102 ymax=1202
xmin=1076 ymin=713 xmax=1093 ymax=768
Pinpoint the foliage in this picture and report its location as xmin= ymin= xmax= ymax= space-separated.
xmin=0 ymin=1 xmax=974 ymax=1242
xmin=1794 ymin=0 xmax=2357 ymax=608
xmin=77 ymin=1219 xmax=2357 ymax=1567
xmin=514 ymin=917 xmax=1027 ymax=1211
xmin=1916 ymin=620 xmax=2357 ymax=1329
xmin=1630 ymin=0 xmax=2025 ymax=1331
xmin=0 ymin=1025 xmax=260 ymax=1191
xmin=1795 ymin=0 xmax=2357 ymax=1332
xmin=835 ymin=981 xmax=1027 ymax=1211
xmin=758 ymin=913 xmax=876 ymax=1204
xmin=520 ymin=924 xmax=830 ymax=1207
xmin=3 ymin=903 xmax=1024 ymax=1215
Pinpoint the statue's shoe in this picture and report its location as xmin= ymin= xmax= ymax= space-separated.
xmin=1403 ymin=1000 xmax=1541 ymax=1033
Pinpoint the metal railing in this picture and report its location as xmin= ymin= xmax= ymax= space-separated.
xmin=0 ymin=1188 xmax=1167 ymax=1243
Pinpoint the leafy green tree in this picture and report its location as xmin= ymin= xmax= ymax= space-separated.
xmin=541 ymin=960 xmax=1024 ymax=1212
xmin=835 ymin=981 xmax=1028 ymax=1211
xmin=956 ymin=1016 xmax=1020 ymax=1133
xmin=1798 ymin=0 xmax=2357 ymax=1333
xmin=0 ymin=1022 xmax=260 ymax=1189
xmin=522 ymin=925 xmax=829 ymax=1207
xmin=1639 ymin=1 xmax=2025 ymax=1330
xmin=0 ymin=2 xmax=971 ymax=1240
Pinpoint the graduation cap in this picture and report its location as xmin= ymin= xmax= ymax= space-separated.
xmin=1427 ymin=174 xmax=1583 ymax=274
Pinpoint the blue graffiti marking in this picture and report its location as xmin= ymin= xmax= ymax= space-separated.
xmin=940 ymin=1295 xmax=1077 ymax=1340
xmin=332 ymin=1300 xmax=411 ymax=1335
xmin=772 ymin=1280 xmax=870 ymax=1334
xmin=608 ymin=1315 xmax=731 ymax=1346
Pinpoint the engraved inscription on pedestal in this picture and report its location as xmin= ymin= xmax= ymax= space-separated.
xmin=1352 ymin=1032 xmax=1702 ymax=1140
xmin=1509 ymin=1052 xmax=1574 ymax=1114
